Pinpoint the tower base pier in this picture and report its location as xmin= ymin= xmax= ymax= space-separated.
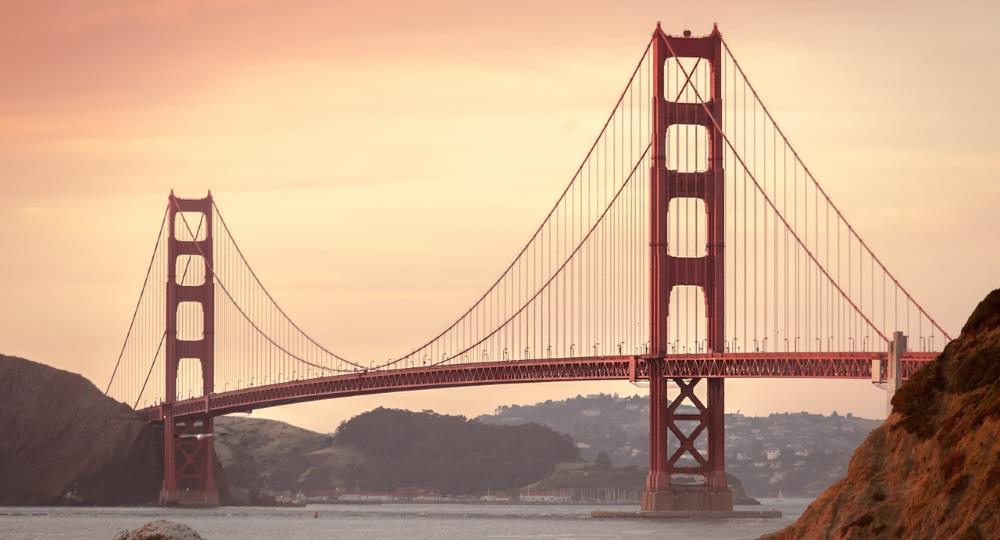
xmin=159 ymin=408 xmax=220 ymax=507
xmin=641 ymin=487 xmax=733 ymax=512
xmin=159 ymin=488 xmax=221 ymax=508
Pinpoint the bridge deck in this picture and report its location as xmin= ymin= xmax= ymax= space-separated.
xmin=138 ymin=352 xmax=937 ymax=421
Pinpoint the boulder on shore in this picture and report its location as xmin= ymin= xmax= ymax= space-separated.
xmin=112 ymin=520 xmax=204 ymax=540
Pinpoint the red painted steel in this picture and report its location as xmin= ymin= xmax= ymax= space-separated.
xmin=137 ymin=352 xmax=934 ymax=423
xmin=647 ymin=22 xmax=670 ymax=502
xmin=643 ymin=24 xmax=730 ymax=511
xmin=162 ymin=193 xmax=219 ymax=507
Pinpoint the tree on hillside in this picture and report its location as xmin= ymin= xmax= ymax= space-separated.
xmin=333 ymin=407 xmax=580 ymax=494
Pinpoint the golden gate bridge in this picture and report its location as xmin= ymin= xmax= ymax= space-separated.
xmin=104 ymin=24 xmax=948 ymax=510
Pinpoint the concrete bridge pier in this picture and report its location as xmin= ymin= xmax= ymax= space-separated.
xmin=887 ymin=331 xmax=908 ymax=415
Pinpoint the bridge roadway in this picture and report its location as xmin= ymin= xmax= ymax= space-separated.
xmin=138 ymin=351 xmax=937 ymax=422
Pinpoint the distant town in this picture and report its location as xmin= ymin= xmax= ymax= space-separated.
xmin=479 ymin=394 xmax=880 ymax=498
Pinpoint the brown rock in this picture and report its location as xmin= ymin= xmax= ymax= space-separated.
xmin=764 ymin=289 xmax=1000 ymax=539
xmin=112 ymin=520 xmax=204 ymax=540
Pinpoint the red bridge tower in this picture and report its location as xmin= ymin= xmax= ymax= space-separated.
xmin=643 ymin=25 xmax=731 ymax=512
xmin=160 ymin=192 xmax=220 ymax=506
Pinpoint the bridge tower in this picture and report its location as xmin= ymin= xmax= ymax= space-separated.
xmin=160 ymin=192 xmax=219 ymax=506
xmin=643 ymin=25 xmax=731 ymax=512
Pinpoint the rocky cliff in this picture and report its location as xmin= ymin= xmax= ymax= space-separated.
xmin=0 ymin=354 xmax=163 ymax=505
xmin=766 ymin=289 xmax=1000 ymax=539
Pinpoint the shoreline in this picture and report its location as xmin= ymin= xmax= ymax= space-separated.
xmin=0 ymin=500 xmax=797 ymax=510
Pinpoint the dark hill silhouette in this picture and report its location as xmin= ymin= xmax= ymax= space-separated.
xmin=0 ymin=354 xmax=162 ymax=504
xmin=214 ymin=409 xmax=582 ymax=497
xmin=332 ymin=408 xmax=580 ymax=494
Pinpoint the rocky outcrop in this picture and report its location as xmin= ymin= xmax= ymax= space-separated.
xmin=765 ymin=289 xmax=1000 ymax=539
xmin=112 ymin=520 xmax=203 ymax=540
xmin=0 ymin=354 xmax=163 ymax=505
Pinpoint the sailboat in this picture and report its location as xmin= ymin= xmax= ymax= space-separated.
xmin=776 ymin=489 xmax=784 ymax=503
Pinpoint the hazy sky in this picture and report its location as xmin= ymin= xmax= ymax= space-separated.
xmin=2 ymin=0 xmax=998 ymax=432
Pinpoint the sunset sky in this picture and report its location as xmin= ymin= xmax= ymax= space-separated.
xmin=2 ymin=0 xmax=998 ymax=432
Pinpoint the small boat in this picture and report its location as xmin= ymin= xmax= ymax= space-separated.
xmin=776 ymin=489 xmax=784 ymax=503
